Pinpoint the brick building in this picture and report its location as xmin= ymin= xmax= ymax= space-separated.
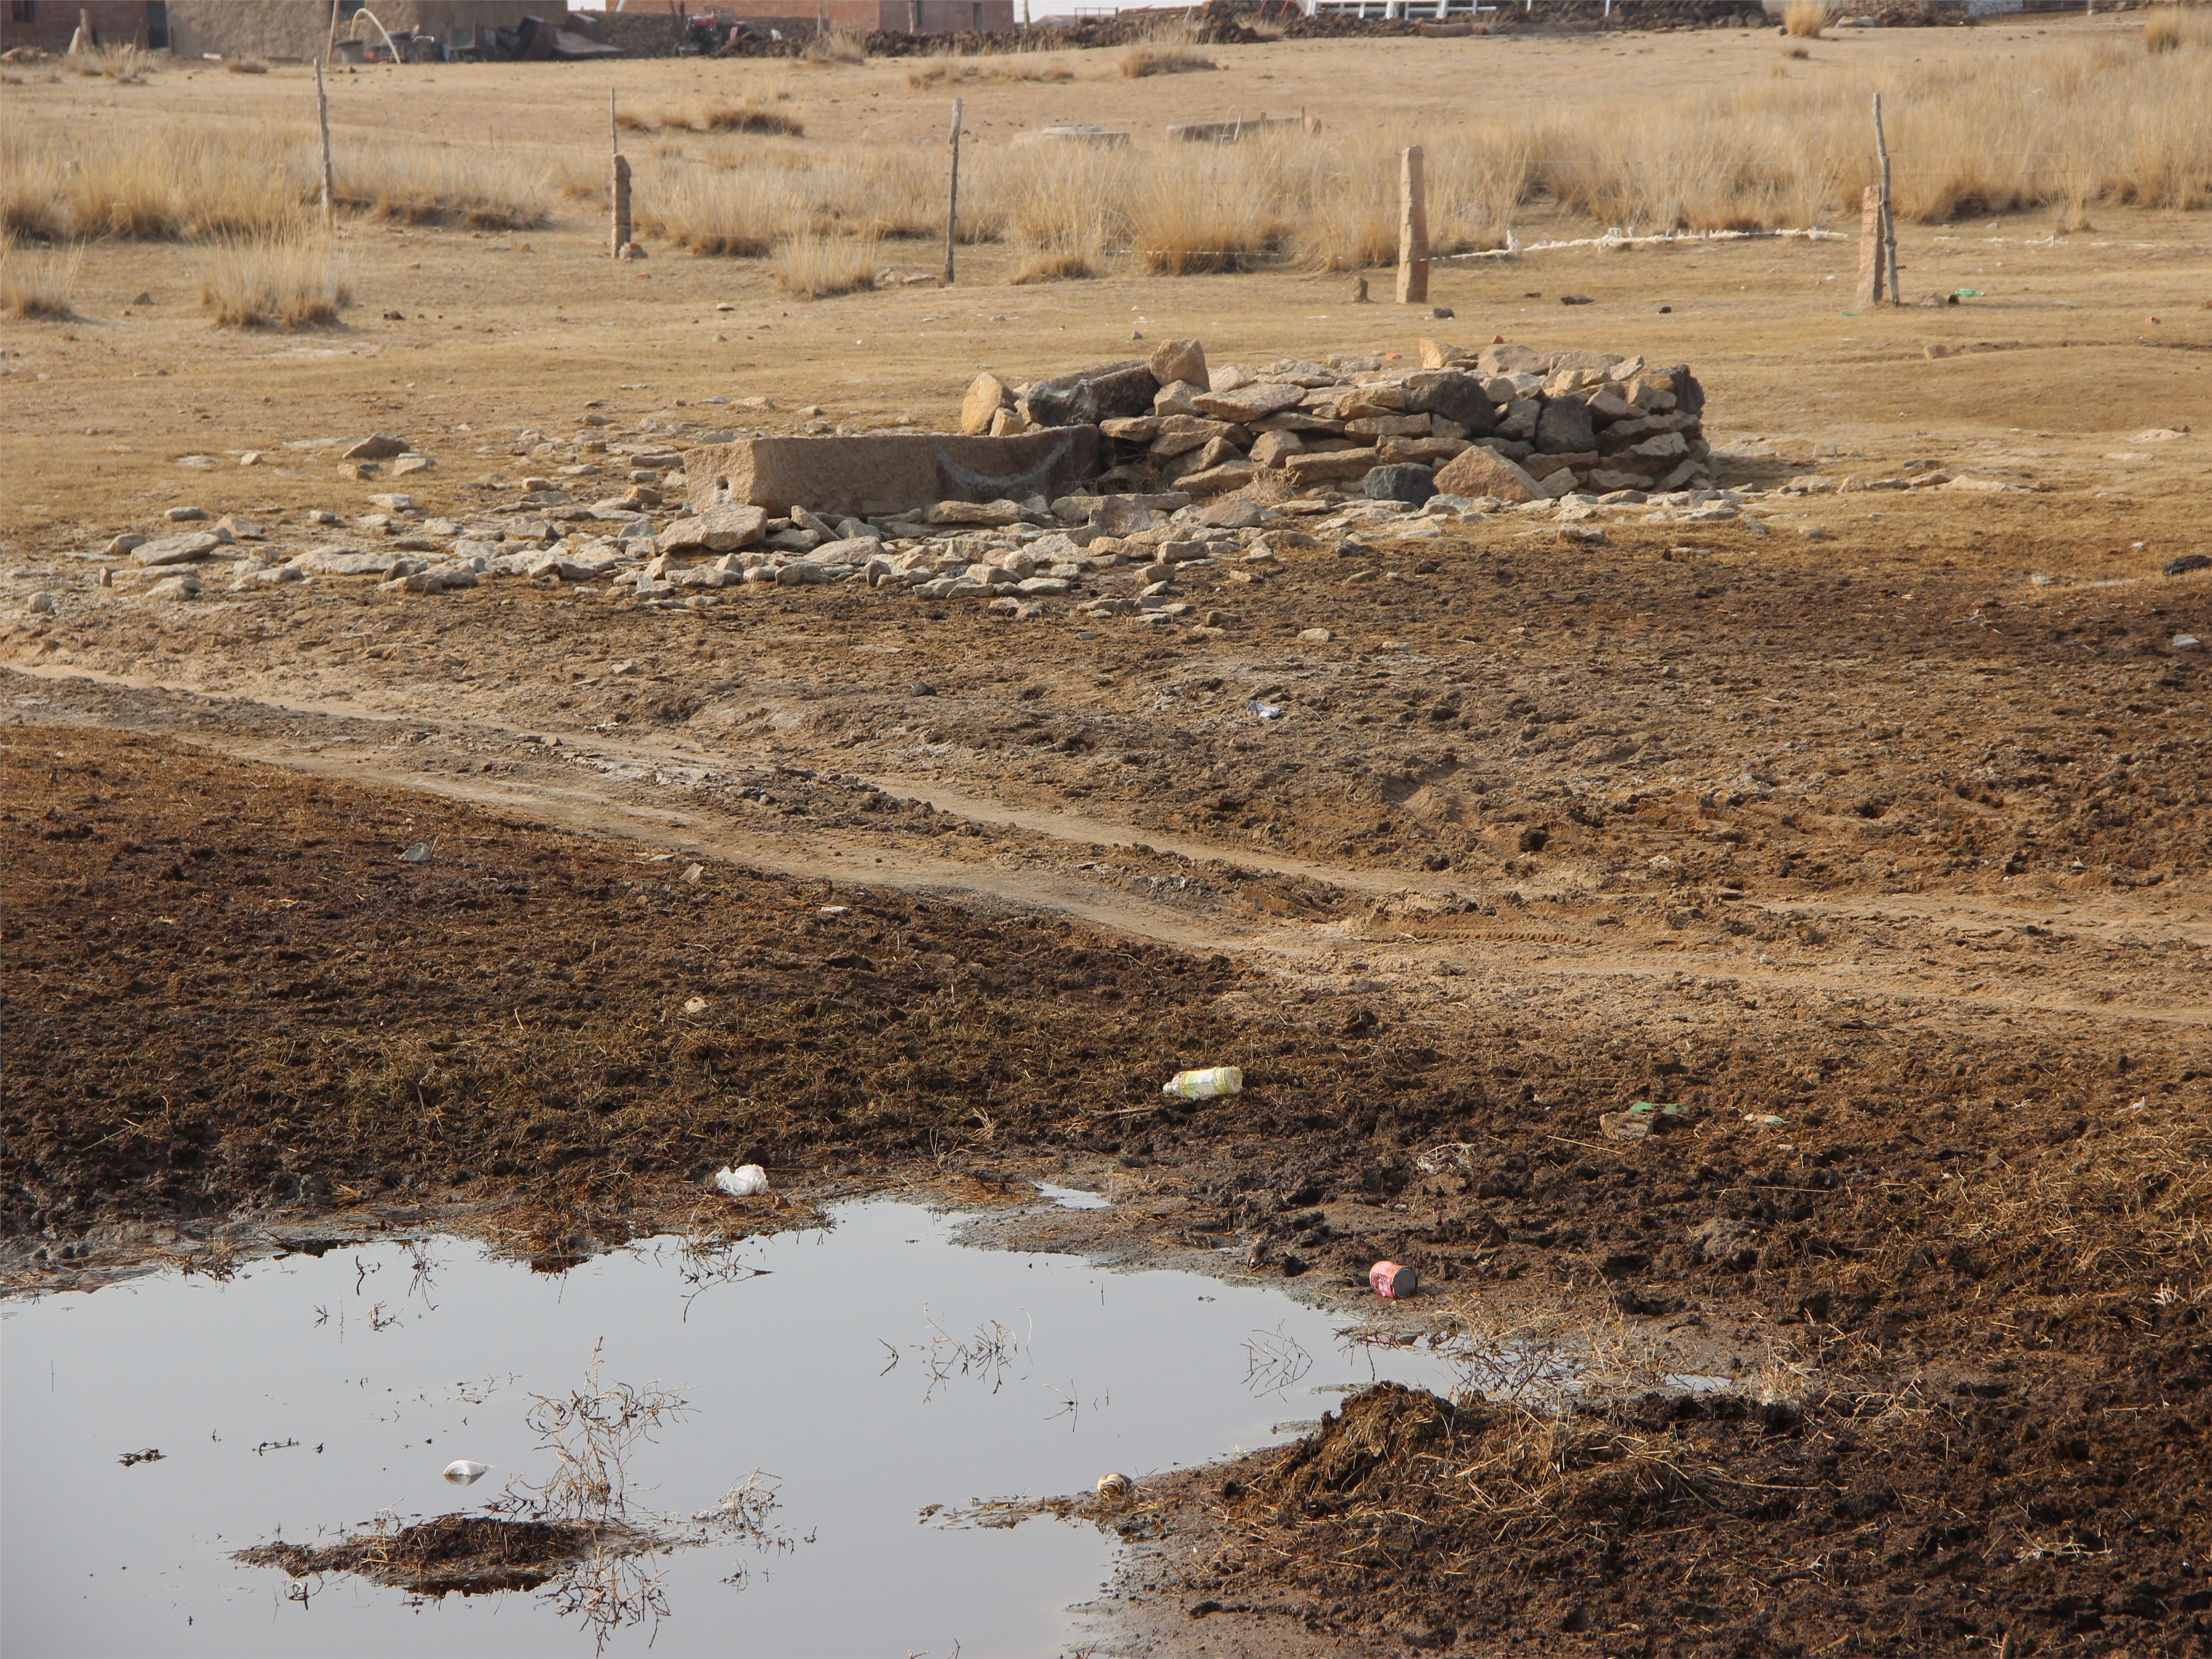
xmin=0 ymin=1 xmax=166 ymax=53
xmin=705 ymin=0 xmax=1020 ymax=28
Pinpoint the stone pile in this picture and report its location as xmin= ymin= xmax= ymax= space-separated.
xmin=957 ymin=335 xmax=1712 ymax=504
xmin=70 ymin=342 xmax=1734 ymax=622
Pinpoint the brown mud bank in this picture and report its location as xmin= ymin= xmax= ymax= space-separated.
xmin=5 ymin=724 xmax=2209 ymax=1657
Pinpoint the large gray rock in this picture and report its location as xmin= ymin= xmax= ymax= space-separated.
xmin=1020 ymin=360 xmax=1159 ymax=429
xmin=1535 ymin=395 xmax=1597 ymax=455
xmin=686 ymin=428 xmax=1102 ymax=520
xmin=1402 ymin=369 xmax=1500 ymax=436
xmin=658 ymin=504 xmax=767 ymax=554
xmin=1363 ymin=463 xmax=1436 ymax=505
xmin=1432 ymin=445 xmax=1539 ymax=503
xmin=131 ymin=532 xmax=222 ymax=567
xmin=961 ymin=373 xmax=1013 ymax=436
xmin=1476 ymin=342 xmax=1549 ymax=376
xmin=1146 ymin=338 xmax=1208 ymax=388
xmin=1651 ymin=364 xmax=1705 ymax=419
xmin=292 ymin=545 xmax=401 ymax=576
xmin=1193 ymin=382 xmax=1307 ymax=423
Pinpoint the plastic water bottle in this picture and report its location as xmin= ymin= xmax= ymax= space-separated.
xmin=1162 ymin=1066 xmax=1242 ymax=1101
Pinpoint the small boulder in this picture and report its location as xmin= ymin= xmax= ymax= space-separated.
xmin=342 ymin=433 xmax=410 ymax=461
xmin=1432 ymin=446 xmax=1539 ymax=504
xmin=960 ymin=372 xmax=1012 ymax=436
xmin=164 ymin=505 xmax=210 ymax=523
xmin=145 ymin=573 xmax=202 ymax=602
xmin=1146 ymin=338 xmax=1208 ymax=389
xmin=131 ymin=531 xmax=222 ymax=567
xmin=1403 ymin=369 xmax=1500 ymax=436
xmin=1535 ymin=395 xmax=1597 ymax=455
xmin=1363 ymin=463 xmax=1437 ymax=506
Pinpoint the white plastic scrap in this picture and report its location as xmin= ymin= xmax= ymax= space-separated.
xmin=714 ymin=1164 xmax=771 ymax=1198
xmin=443 ymin=1460 xmax=489 ymax=1486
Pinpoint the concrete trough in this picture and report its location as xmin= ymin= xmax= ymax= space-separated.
xmin=684 ymin=427 xmax=1102 ymax=520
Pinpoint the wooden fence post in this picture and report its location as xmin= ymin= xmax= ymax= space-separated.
xmin=314 ymin=62 xmax=336 ymax=232
xmin=611 ymin=156 xmax=632 ymax=257
xmin=943 ymin=98 xmax=963 ymax=287
xmin=1853 ymin=183 xmax=1884 ymax=306
xmin=1872 ymin=92 xmax=1900 ymax=307
xmin=1396 ymin=144 xmax=1429 ymax=305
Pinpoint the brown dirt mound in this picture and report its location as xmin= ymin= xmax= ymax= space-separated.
xmin=237 ymin=1514 xmax=616 ymax=1595
xmin=1181 ymin=1377 xmax=2212 ymax=1653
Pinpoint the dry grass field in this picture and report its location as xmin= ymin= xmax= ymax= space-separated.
xmin=3 ymin=14 xmax=2211 ymax=1656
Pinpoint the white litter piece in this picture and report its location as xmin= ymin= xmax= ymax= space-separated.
xmin=443 ymin=1460 xmax=489 ymax=1486
xmin=714 ymin=1164 xmax=771 ymax=1198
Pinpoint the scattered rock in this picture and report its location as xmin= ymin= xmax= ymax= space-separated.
xmin=214 ymin=516 xmax=265 ymax=542
xmin=26 ymin=592 xmax=55 ymax=615
xmin=144 ymin=573 xmax=201 ymax=602
xmin=164 ymin=505 xmax=210 ymax=523
xmin=292 ymin=546 xmax=401 ymax=577
xmin=130 ymin=532 xmax=222 ymax=567
xmin=104 ymin=533 xmax=149 ymax=557
xmin=391 ymin=455 xmax=433 ymax=477
xmin=342 ymin=433 xmax=410 ymax=462
xmin=1298 ymin=626 xmax=1333 ymax=642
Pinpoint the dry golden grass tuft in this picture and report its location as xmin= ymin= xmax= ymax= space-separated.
xmin=800 ymin=26 xmax=867 ymax=65
xmin=338 ymin=140 xmax=547 ymax=229
xmin=905 ymin=54 xmax=1075 ymax=86
xmin=0 ymin=238 xmax=81 ymax=319
xmin=2143 ymin=5 xmax=2211 ymax=51
xmin=1782 ymin=0 xmax=1830 ymax=37
xmin=771 ymin=230 xmax=878 ymax=298
xmin=1118 ymin=38 xmax=1217 ymax=78
xmin=1010 ymin=251 xmax=1097 ymax=283
xmin=64 ymin=44 xmax=150 ymax=82
xmin=225 ymin=57 xmax=270 ymax=75
xmin=197 ymin=236 xmax=350 ymax=328
xmin=638 ymin=160 xmax=799 ymax=257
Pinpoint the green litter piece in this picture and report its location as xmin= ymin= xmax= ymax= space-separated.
xmin=1954 ymin=288 xmax=1984 ymax=297
xmin=1745 ymin=1113 xmax=1786 ymax=1127
xmin=1839 ymin=309 xmax=1860 ymax=317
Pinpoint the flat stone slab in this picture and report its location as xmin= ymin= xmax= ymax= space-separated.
xmin=684 ymin=428 xmax=1101 ymax=520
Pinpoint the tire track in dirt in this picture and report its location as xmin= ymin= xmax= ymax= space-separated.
xmin=12 ymin=666 xmax=2204 ymax=1034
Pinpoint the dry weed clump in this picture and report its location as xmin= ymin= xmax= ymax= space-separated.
xmin=0 ymin=239 xmax=80 ymax=319
xmin=1782 ymin=0 xmax=1830 ymax=36
xmin=800 ymin=25 xmax=867 ymax=64
xmin=906 ymin=53 xmax=1075 ymax=86
xmin=336 ymin=139 xmax=548 ymax=229
xmin=771 ymin=230 xmax=877 ymax=298
xmin=1011 ymin=250 xmax=1098 ymax=283
xmin=197 ymin=236 xmax=350 ymax=327
xmin=1118 ymin=37 xmax=1217 ymax=77
xmin=635 ymin=161 xmax=799 ymax=256
xmin=225 ymin=56 xmax=271 ymax=75
xmin=2142 ymin=5 xmax=2210 ymax=51
xmin=65 ymin=44 xmax=150 ymax=82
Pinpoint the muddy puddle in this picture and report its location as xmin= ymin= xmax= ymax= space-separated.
xmin=2 ymin=1197 xmax=1464 ymax=1657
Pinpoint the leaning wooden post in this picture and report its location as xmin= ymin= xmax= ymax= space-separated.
xmin=1872 ymin=91 xmax=1900 ymax=307
xmin=943 ymin=98 xmax=963 ymax=287
xmin=324 ymin=0 xmax=342 ymax=62
xmin=1395 ymin=144 xmax=1429 ymax=305
xmin=1853 ymin=183 xmax=1884 ymax=305
xmin=611 ymin=156 xmax=632 ymax=257
xmin=314 ymin=62 xmax=336 ymax=232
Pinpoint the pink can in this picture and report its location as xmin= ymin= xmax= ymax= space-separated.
xmin=1369 ymin=1260 xmax=1417 ymax=1299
